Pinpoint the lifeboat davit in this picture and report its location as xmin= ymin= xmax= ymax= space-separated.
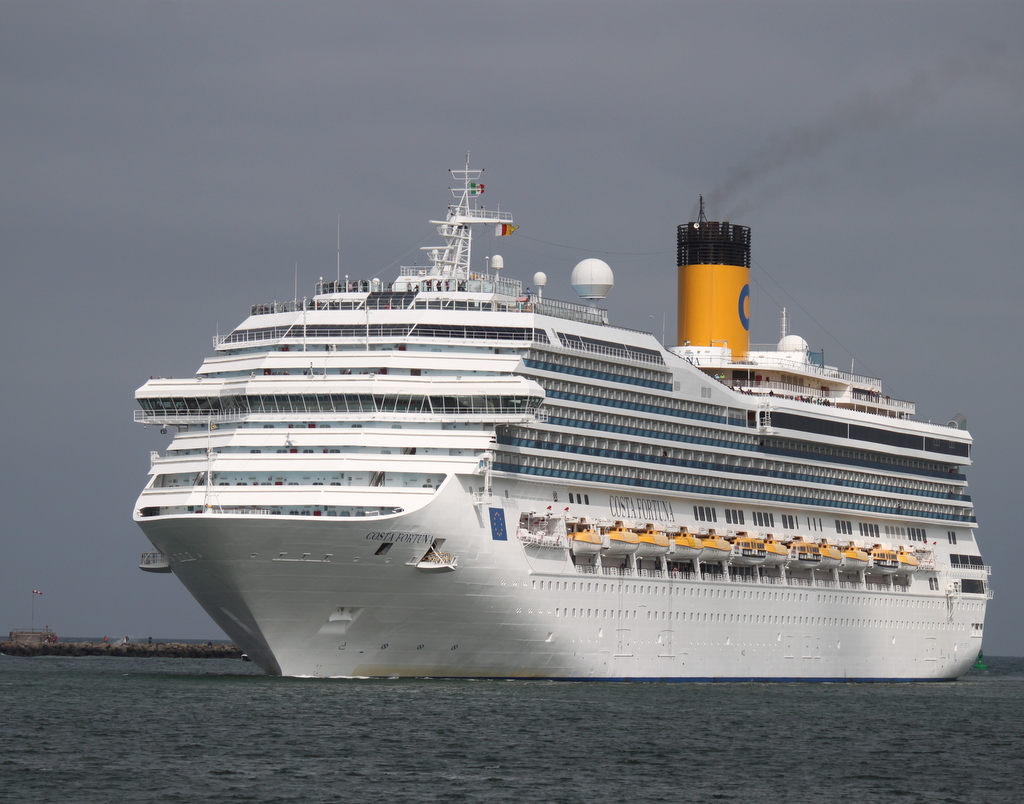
xmin=516 ymin=512 xmax=568 ymax=549
xmin=841 ymin=545 xmax=870 ymax=570
xmin=669 ymin=530 xmax=704 ymax=560
xmin=788 ymin=540 xmax=822 ymax=566
xmin=762 ymin=537 xmax=789 ymax=565
xmin=870 ymin=546 xmax=900 ymax=574
xmin=634 ymin=524 xmax=669 ymax=557
xmin=897 ymin=548 xmax=920 ymax=573
xmin=729 ymin=534 xmax=767 ymax=566
xmin=816 ymin=539 xmax=844 ymax=570
xmin=603 ymin=521 xmax=640 ymax=556
xmin=568 ymin=520 xmax=602 ymax=555
xmin=699 ymin=532 xmax=731 ymax=563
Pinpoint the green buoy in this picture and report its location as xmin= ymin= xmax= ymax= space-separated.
xmin=973 ymin=650 xmax=988 ymax=670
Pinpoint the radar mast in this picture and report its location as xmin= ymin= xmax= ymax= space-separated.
xmin=422 ymin=156 xmax=514 ymax=279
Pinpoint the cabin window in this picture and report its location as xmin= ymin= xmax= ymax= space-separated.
xmin=693 ymin=506 xmax=717 ymax=522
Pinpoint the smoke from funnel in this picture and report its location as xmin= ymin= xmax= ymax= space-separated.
xmin=703 ymin=48 xmax=1006 ymax=219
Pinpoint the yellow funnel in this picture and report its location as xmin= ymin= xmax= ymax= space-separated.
xmin=677 ymin=219 xmax=751 ymax=358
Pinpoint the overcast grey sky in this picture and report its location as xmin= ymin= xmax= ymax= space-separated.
xmin=2 ymin=1 xmax=1022 ymax=653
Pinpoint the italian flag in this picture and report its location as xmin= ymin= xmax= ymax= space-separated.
xmin=469 ymin=182 xmax=485 ymax=195
xmin=496 ymin=223 xmax=519 ymax=236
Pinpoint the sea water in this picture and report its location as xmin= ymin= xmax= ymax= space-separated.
xmin=1 ymin=655 xmax=1021 ymax=804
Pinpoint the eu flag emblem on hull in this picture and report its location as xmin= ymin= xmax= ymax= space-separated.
xmin=489 ymin=508 xmax=508 ymax=541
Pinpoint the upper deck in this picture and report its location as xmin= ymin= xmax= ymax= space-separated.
xmin=675 ymin=340 xmax=918 ymax=420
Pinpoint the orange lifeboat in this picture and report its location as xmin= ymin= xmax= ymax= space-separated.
xmin=699 ymin=531 xmax=732 ymax=562
xmin=762 ymin=537 xmax=789 ymax=565
xmin=897 ymin=548 xmax=920 ymax=573
xmin=817 ymin=539 xmax=844 ymax=570
xmin=603 ymin=521 xmax=640 ymax=556
xmin=568 ymin=519 xmax=602 ymax=556
xmin=729 ymin=534 xmax=767 ymax=566
xmin=634 ymin=524 xmax=670 ymax=557
xmin=788 ymin=539 xmax=822 ymax=567
xmin=842 ymin=544 xmax=870 ymax=570
xmin=670 ymin=530 xmax=704 ymax=560
xmin=869 ymin=546 xmax=900 ymax=574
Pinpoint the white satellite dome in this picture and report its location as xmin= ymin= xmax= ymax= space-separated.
xmin=570 ymin=258 xmax=614 ymax=300
xmin=778 ymin=334 xmax=809 ymax=353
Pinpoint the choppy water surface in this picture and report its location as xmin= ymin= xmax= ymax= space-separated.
xmin=1 ymin=655 xmax=1021 ymax=803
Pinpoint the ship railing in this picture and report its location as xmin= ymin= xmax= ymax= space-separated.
xmin=865 ymin=582 xmax=894 ymax=592
xmin=395 ymin=270 xmax=525 ymax=297
xmin=528 ymin=296 xmax=610 ymax=326
xmin=849 ymin=388 xmax=915 ymax=411
xmin=786 ymin=577 xmax=812 ymax=587
xmin=137 ymin=406 xmax=543 ymax=424
xmin=636 ymin=569 xmax=664 ymax=578
xmin=135 ymin=409 xmax=247 ymax=425
xmin=948 ymin=562 xmax=992 ymax=576
xmin=600 ymin=567 xmax=634 ymax=577
xmin=698 ymin=352 xmax=883 ymax=386
xmin=725 ymin=378 xmax=835 ymax=400
xmin=838 ymin=580 xmax=864 ymax=590
xmin=140 ymin=552 xmax=168 ymax=567
xmin=758 ymin=575 xmax=785 ymax=585
xmin=667 ymin=570 xmax=699 ymax=581
xmin=814 ymin=580 xmax=839 ymax=588
xmin=723 ymin=378 xmax=915 ymax=413
xmin=575 ymin=565 xmax=599 ymax=575
xmin=248 ymin=298 xmax=321 ymax=317
xmin=554 ymin=339 xmax=667 ymax=368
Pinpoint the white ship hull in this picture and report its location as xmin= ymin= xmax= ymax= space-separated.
xmin=138 ymin=477 xmax=982 ymax=680
xmin=134 ymin=164 xmax=988 ymax=680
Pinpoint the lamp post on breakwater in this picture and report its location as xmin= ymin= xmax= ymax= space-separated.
xmin=30 ymin=589 xmax=42 ymax=631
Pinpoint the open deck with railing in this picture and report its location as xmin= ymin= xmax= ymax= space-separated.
xmin=573 ymin=564 xmax=921 ymax=591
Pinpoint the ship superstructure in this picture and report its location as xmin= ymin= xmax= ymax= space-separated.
xmin=134 ymin=164 xmax=987 ymax=679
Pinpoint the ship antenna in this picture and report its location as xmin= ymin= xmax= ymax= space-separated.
xmin=698 ymin=194 xmax=708 ymax=225
xmin=422 ymin=157 xmax=510 ymax=280
xmin=337 ymin=215 xmax=341 ymax=284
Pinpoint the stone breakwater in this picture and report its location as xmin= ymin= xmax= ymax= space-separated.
xmin=0 ymin=641 xmax=243 ymax=659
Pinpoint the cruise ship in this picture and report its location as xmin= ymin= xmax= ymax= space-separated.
xmin=134 ymin=163 xmax=988 ymax=679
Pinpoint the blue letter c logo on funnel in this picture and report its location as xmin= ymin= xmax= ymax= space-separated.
xmin=738 ymin=284 xmax=750 ymax=331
